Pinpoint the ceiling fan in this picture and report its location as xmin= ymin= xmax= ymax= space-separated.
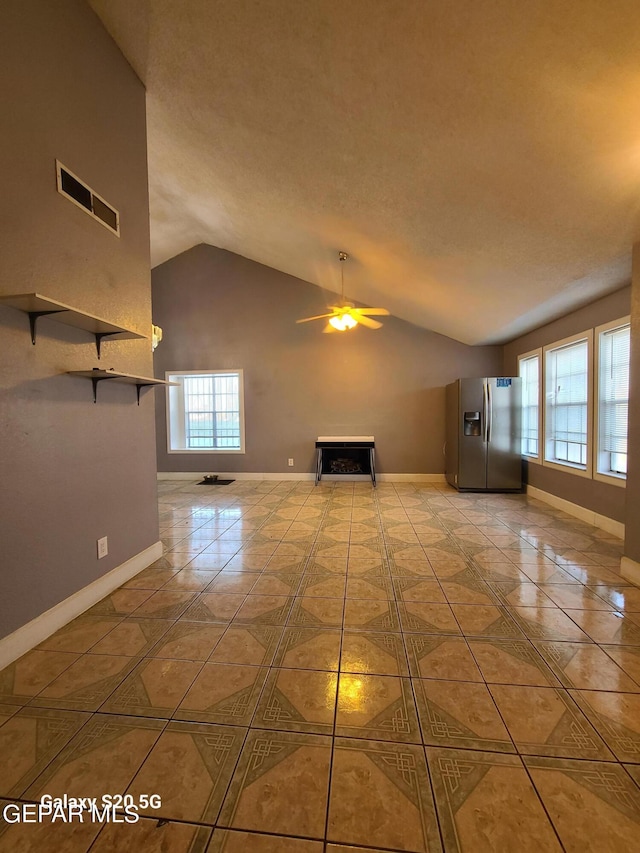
xmin=296 ymin=251 xmax=390 ymax=332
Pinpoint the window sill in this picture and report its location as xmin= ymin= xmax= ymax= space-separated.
xmin=167 ymin=448 xmax=245 ymax=455
xmin=594 ymin=471 xmax=626 ymax=488
xmin=542 ymin=459 xmax=592 ymax=479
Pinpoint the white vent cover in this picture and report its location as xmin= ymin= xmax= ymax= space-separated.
xmin=55 ymin=161 xmax=120 ymax=236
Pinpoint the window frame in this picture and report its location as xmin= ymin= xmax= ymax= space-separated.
xmin=165 ymin=369 xmax=246 ymax=454
xmin=542 ymin=329 xmax=593 ymax=479
xmin=517 ymin=347 xmax=542 ymax=464
xmin=594 ymin=316 xmax=630 ymax=487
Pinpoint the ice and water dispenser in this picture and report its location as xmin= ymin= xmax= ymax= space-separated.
xmin=463 ymin=411 xmax=481 ymax=436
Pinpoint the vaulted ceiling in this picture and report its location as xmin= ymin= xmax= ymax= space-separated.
xmin=90 ymin=0 xmax=640 ymax=344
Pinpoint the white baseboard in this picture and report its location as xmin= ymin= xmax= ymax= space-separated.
xmin=158 ymin=471 xmax=447 ymax=484
xmin=526 ymin=486 xmax=625 ymax=539
xmin=0 ymin=540 xmax=163 ymax=670
xmin=621 ymin=556 xmax=640 ymax=588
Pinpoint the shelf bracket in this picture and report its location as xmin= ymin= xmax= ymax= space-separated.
xmin=90 ymin=375 xmax=119 ymax=403
xmin=28 ymin=310 xmax=68 ymax=345
xmin=94 ymin=332 xmax=122 ymax=359
xmin=135 ymin=383 xmax=154 ymax=405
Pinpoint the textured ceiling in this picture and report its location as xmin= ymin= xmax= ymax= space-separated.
xmin=90 ymin=0 xmax=640 ymax=344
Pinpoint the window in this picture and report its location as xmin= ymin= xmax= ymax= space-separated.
xmin=518 ymin=349 xmax=541 ymax=461
xmin=543 ymin=331 xmax=592 ymax=476
xmin=596 ymin=318 xmax=630 ymax=483
xmin=166 ymin=370 xmax=245 ymax=453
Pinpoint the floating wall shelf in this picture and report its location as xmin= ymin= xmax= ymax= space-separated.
xmin=67 ymin=368 xmax=178 ymax=404
xmin=0 ymin=292 xmax=147 ymax=358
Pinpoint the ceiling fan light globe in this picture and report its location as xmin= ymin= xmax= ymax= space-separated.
xmin=329 ymin=315 xmax=347 ymax=331
xmin=342 ymin=313 xmax=358 ymax=329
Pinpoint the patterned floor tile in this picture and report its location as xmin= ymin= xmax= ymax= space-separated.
xmin=249 ymin=572 xmax=303 ymax=596
xmin=340 ymin=631 xmax=409 ymax=676
xmin=128 ymin=721 xmax=245 ymax=824
xmin=0 ymin=803 xmax=100 ymax=852
xmin=0 ymin=704 xmax=17 ymax=726
xmin=29 ymin=654 xmax=137 ymax=711
xmin=305 ymin=556 xmax=347 ymax=574
xmin=601 ymin=644 xmax=640 ymax=685
xmin=253 ymin=667 xmax=337 ymax=735
xmin=297 ymin=574 xmax=347 ymax=598
xmin=414 ymin=678 xmax=514 ymax=752
xmin=100 ymin=657 xmax=202 ymax=718
xmin=288 ymin=596 xmax=344 ymax=627
xmin=182 ymin=592 xmax=247 ymax=623
xmin=336 ymin=673 xmax=421 ymax=743
xmin=405 ymin=634 xmax=483 ymax=682
xmin=565 ymin=610 xmax=640 ymax=645
xmin=89 ymin=617 xmax=174 ymax=656
xmin=345 ymin=576 xmax=395 ymax=600
xmin=428 ymin=747 xmax=561 ymax=851
xmin=590 ymin=584 xmax=640 ymax=612
xmin=525 ymin=755 xmax=640 ymax=851
xmin=272 ymin=627 xmax=341 ymax=670
xmin=37 ymin=616 xmax=123 ymax=653
xmin=84 ymin=588 xmax=154 ymax=617
xmin=145 ymin=621 xmax=225 ymax=660
xmin=90 ymin=818 xmax=212 ymax=853
xmin=486 ymin=581 xmax=556 ymax=608
xmin=233 ymin=595 xmax=295 ymax=626
xmin=468 ymin=637 xmax=560 ymax=686
xmin=208 ymin=626 xmax=283 ymax=666
xmin=124 ymin=568 xmax=183 ymax=589
xmin=0 ymin=706 xmax=90 ymax=797
xmin=162 ymin=570 xmax=219 ymax=591
xmin=569 ymin=689 xmax=640 ymax=763
xmin=346 ymin=557 xmax=390 ymax=576
xmin=398 ymin=601 xmax=460 ymax=634
xmin=343 ymin=599 xmax=401 ymax=632
xmin=393 ymin=577 xmax=447 ymax=604
xmin=26 ymin=713 xmax=165 ymax=800
xmin=488 ymin=684 xmax=612 ymax=759
xmin=328 ymin=738 xmax=441 ymax=852
xmin=451 ymin=604 xmax=524 ymax=639
xmin=536 ymin=584 xmax=615 ymax=611
xmin=204 ymin=573 xmax=259 ymax=594
xmin=534 ymin=640 xmax=640 ymax=691
xmin=174 ymin=663 xmax=268 ymax=725
xmin=509 ymin=606 xmax=592 ymax=642
xmin=218 ymin=729 xmax=331 ymax=839
xmin=0 ymin=649 xmax=79 ymax=705
xmin=209 ymin=830 xmax=322 ymax=852
xmin=132 ymin=591 xmax=199 ymax=620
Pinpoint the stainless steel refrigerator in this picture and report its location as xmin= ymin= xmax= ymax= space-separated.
xmin=445 ymin=377 xmax=522 ymax=491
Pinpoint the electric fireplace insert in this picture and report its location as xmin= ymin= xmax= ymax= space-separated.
xmin=315 ymin=436 xmax=376 ymax=486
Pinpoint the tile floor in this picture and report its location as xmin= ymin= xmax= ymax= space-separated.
xmin=1 ymin=479 xmax=640 ymax=852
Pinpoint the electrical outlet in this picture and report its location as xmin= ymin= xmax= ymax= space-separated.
xmin=288 ymin=458 xmax=294 ymax=467
xmin=97 ymin=536 xmax=108 ymax=559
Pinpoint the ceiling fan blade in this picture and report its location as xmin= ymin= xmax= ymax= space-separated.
xmin=353 ymin=308 xmax=390 ymax=316
xmin=355 ymin=314 xmax=383 ymax=330
xmin=296 ymin=312 xmax=337 ymax=323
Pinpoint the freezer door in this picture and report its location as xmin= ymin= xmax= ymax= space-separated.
xmin=458 ymin=378 xmax=488 ymax=489
xmin=486 ymin=377 xmax=522 ymax=490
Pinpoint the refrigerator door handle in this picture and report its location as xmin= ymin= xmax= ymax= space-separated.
xmin=482 ymin=382 xmax=489 ymax=443
xmin=487 ymin=382 xmax=493 ymax=443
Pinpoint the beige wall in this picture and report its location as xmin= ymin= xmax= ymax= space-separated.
xmin=503 ymin=286 xmax=631 ymax=524
xmin=152 ymin=245 xmax=503 ymax=475
xmin=0 ymin=0 xmax=158 ymax=639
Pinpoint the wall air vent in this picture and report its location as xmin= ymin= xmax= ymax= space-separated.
xmin=55 ymin=161 xmax=120 ymax=236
